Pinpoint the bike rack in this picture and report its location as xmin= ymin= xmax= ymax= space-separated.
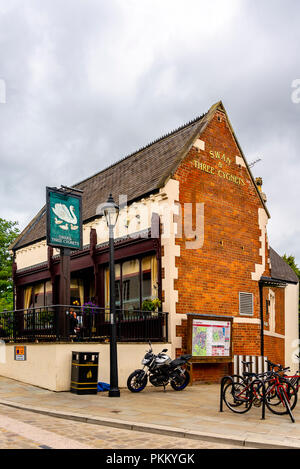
xmin=250 ymin=378 xmax=266 ymax=420
xmin=219 ymin=375 xmax=295 ymax=422
xmin=279 ymin=387 xmax=295 ymax=423
xmin=219 ymin=375 xmax=234 ymax=413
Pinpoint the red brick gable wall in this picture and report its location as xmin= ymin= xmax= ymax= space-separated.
xmin=170 ymin=109 xmax=284 ymax=382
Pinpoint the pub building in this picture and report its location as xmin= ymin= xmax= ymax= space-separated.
xmin=2 ymin=101 xmax=299 ymax=391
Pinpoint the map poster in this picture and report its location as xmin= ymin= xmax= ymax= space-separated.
xmin=187 ymin=314 xmax=233 ymax=363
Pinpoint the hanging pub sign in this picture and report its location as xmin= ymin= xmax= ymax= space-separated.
xmin=46 ymin=187 xmax=83 ymax=250
xmin=187 ymin=314 xmax=233 ymax=363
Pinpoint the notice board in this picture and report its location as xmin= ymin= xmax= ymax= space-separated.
xmin=187 ymin=314 xmax=233 ymax=363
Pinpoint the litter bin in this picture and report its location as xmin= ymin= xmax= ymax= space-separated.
xmin=70 ymin=351 xmax=99 ymax=395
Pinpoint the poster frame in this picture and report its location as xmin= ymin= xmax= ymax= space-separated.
xmin=187 ymin=313 xmax=233 ymax=363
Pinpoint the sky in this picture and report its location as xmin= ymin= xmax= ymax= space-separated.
xmin=0 ymin=0 xmax=299 ymax=262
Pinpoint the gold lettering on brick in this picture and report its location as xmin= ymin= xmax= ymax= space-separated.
xmin=194 ymin=161 xmax=215 ymax=174
xmin=194 ymin=160 xmax=245 ymax=187
xmin=209 ymin=150 xmax=231 ymax=166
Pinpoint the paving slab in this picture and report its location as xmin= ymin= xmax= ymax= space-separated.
xmin=0 ymin=376 xmax=299 ymax=448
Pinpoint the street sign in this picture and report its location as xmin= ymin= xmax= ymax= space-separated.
xmin=14 ymin=346 xmax=26 ymax=361
xmin=46 ymin=187 xmax=82 ymax=250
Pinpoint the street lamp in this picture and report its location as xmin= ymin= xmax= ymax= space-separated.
xmin=102 ymin=194 xmax=120 ymax=397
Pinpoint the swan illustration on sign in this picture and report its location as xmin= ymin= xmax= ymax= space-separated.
xmin=52 ymin=203 xmax=78 ymax=231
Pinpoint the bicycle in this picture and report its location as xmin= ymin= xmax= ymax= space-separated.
xmin=281 ymin=355 xmax=300 ymax=393
xmin=223 ymin=362 xmax=297 ymax=416
xmin=222 ymin=361 xmax=270 ymax=414
xmin=262 ymin=360 xmax=297 ymax=416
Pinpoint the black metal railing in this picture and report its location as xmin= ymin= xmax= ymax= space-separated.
xmin=0 ymin=305 xmax=168 ymax=343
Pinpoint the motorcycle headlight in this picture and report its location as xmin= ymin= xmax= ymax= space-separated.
xmin=142 ymin=358 xmax=150 ymax=365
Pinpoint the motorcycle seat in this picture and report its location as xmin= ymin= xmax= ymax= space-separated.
xmin=170 ymin=358 xmax=186 ymax=366
xmin=180 ymin=354 xmax=192 ymax=360
xmin=170 ymin=355 xmax=191 ymax=367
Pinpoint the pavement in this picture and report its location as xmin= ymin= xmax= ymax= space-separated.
xmin=0 ymin=376 xmax=300 ymax=449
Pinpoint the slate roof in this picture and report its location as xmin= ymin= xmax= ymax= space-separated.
xmin=11 ymin=101 xmax=268 ymax=250
xmin=269 ymin=247 xmax=299 ymax=284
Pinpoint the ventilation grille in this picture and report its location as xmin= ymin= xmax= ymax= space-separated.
xmin=239 ymin=292 xmax=254 ymax=316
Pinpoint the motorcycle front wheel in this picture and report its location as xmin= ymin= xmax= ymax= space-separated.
xmin=127 ymin=370 xmax=148 ymax=393
xmin=170 ymin=371 xmax=190 ymax=391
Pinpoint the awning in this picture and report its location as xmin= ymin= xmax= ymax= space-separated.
xmin=259 ymin=276 xmax=287 ymax=288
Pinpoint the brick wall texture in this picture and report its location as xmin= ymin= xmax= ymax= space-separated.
xmin=170 ymin=109 xmax=284 ymax=382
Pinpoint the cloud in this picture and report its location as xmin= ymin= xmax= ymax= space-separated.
xmin=0 ymin=0 xmax=299 ymax=262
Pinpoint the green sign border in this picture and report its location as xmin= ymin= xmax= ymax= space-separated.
xmin=46 ymin=187 xmax=83 ymax=250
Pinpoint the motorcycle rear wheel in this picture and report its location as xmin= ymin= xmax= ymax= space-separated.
xmin=170 ymin=371 xmax=190 ymax=391
xmin=127 ymin=371 xmax=148 ymax=393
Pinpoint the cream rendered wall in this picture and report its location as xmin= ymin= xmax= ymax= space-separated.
xmin=15 ymin=241 xmax=49 ymax=270
xmin=251 ymin=207 xmax=269 ymax=281
xmin=285 ymin=283 xmax=299 ymax=373
xmin=159 ymin=179 xmax=182 ymax=358
xmin=0 ymin=342 xmax=170 ymax=391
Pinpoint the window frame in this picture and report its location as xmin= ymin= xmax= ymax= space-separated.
xmin=105 ymin=253 xmax=160 ymax=311
xmin=24 ymin=281 xmax=53 ymax=310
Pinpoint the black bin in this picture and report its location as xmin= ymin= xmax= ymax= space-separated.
xmin=70 ymin=351 xmax=99 ymax=395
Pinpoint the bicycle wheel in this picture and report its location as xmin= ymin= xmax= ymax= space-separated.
xmin=265 ymin=381 xmax=297 ymax=415
xmin=231 ymin=374 xmax=246 ymax=384
xmin=223 ymin=381 xmax=253 ymax=414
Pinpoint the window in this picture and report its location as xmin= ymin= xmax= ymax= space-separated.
xmin=142 ymin=256 xmax=158 ymax=301
xmin=70 ymin=278 xmax=84 ymax=306
xmin=268 ymin=289 xmax=275 ymax=332
xmin=122 ymin=259 xmax=140 ymax=310
xmin=105 ymin=254 xmax=159 ymax=312
xmin=23 ymin=281 xmax=53 ymax=330
xmin=24 ymin=281 xmax=52 ymax=309
xmin=239 ymin=292 xmax=254 ymax=316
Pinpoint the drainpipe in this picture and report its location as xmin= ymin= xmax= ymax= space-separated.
xmin=259 ymin=280 xmax=264 ymax=357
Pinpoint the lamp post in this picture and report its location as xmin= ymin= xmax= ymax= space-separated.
xmin=102 ymin=194 xmax=120 ymax=397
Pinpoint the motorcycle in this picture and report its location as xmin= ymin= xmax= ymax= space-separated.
xmin=127 ymin=341 xmax=192 ymax=392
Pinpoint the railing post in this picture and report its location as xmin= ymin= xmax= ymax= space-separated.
xmin=261 ymin=379 xmax=266 ymax=421
xmin=143 ymin=311 xmax=147 ymax=342
xmin=31 ymin=308 xmax=35 ymax=341
xmin=13 ymin=311 xmax=16 ymax=341
xmin=55 ymin=305 xmax=61 ymax=340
